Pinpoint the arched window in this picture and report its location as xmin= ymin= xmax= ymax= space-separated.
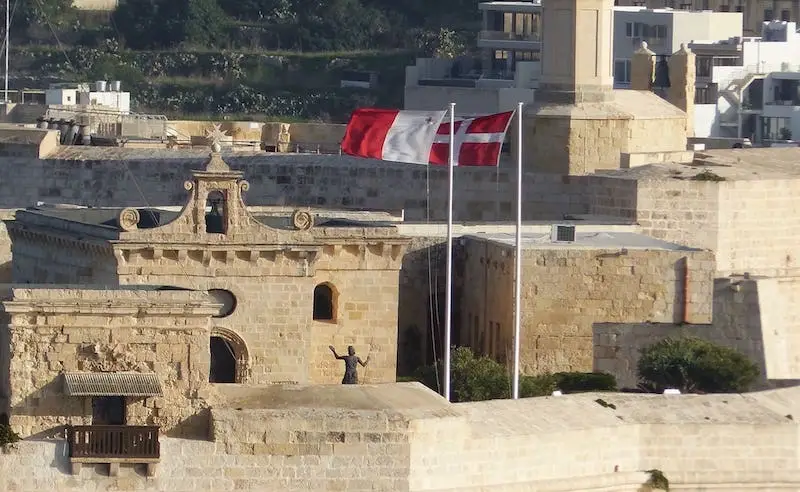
xmin=209 ymin=328 xmax=249 ymax=383
xmin=313 ymin=283 xmax=335 ymax=321
xmin=205 ymin=190 xmax=227 ymax=234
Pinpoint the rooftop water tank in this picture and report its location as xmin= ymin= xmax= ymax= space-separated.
xmin=95 ymin=80 xmax=107 ymax=92
xmin=110 ymin=80 xmax=121 ymax=92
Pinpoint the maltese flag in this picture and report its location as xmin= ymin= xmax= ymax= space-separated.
xmin=428 ymin=111 xmax=514 ymax=167
xmin=341 ymin=108 xmax=447 ymax=165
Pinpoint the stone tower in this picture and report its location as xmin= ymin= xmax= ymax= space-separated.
xmin=537 ymin=0 xmax=614 ymax=104
xmin=668 ymin=44 xmax=696 ymax=138
xmin=522 ymin=0 xmax=688 ymax=175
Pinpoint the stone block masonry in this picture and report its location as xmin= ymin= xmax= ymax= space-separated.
xmin=4 ymin=383 xmax=800 ymax=491
xmin=2 ymin=287 xmax=219 ymax=438
xmin=461 ymin=237 xmax=715 ymax=374
xmin=595 ymin=276 xmax=800 ymax=387
xmin=0 ymin=152 xmax=591 ymax=222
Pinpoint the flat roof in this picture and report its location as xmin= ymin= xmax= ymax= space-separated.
xmin=18 ymin=206 xmax=399 ymax=233
xmin=467 ymin=231 xmax=699 ymax=251
xmin=602 ymin=148 xmax=800 ymax=181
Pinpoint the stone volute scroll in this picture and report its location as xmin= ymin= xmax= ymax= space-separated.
xmin=292 ymin=209 xmax=314 ymax=230
xmin=118 ymin=207 xmax=140 ymax=231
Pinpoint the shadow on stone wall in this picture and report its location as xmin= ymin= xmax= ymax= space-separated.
xmin=592 ymin=278 xmax=780 ymax=390
xmin=396 ymin=239 xmax=467 ymax=377
xmin=673 ymin=256 xmax=688 ymax=324
xmin=0 ymin=261 xmax=10 ymax=283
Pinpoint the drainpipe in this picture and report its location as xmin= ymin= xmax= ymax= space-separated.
xmin=682 ymin=257 xmax=690 ymax=324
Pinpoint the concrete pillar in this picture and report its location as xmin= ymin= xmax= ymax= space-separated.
xmin=668 ymin=43 xmax=696 ymax=138
xmin=630 ymin=41 xmax=656 ymax=91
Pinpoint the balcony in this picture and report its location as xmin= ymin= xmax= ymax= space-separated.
xmin=478 ymin=30 xmax=541 ymax=50
xmin=67 ymin=425 xmax=160 ymax=476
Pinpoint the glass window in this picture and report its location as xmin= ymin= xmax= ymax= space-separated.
xmin=614 ymin=59 xmax=631 ymax=84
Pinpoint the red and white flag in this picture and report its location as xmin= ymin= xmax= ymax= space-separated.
xmin=428 ymin=111 xmax=514 ymax=167
xmin=341 ymin=108 xmax=447 ymax=165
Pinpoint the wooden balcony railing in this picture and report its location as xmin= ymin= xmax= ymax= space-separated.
xmin=67 ymin=425 xmax=160 ymax=459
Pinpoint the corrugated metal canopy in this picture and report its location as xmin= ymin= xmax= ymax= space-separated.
xmin=63 ymin=372 xmax=163 ymax=397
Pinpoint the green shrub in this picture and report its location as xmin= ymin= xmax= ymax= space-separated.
xmin=519 ymin=373 xmax=558 ymax=398
xmin=408 ymin=347 xmax=618 ymax=401
xmin=644 ymin=469 xmax=669 ymax=490
xmin=554 ymin=371 xmax=617 ymax=393
xmin=0 ymin=423 xmax=20 ymax=447
xmin=637 ymin=337 xmax=759 ymax=394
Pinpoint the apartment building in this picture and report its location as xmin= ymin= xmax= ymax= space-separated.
xmin=405 ymin=1 xmax=742 ymax=114
xmin=691 ymin=21 xmax=800 ymax=144
xmin=404 ymin=0 xmax=542 ymax=115
xmin=613 ymin=8 xmax=742 ymax=86
xmin=615 ymin=0 xmax=800 ymax=35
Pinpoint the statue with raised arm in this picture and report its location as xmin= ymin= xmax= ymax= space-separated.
xmin=329 ymin=345 xmax=370 ymax=384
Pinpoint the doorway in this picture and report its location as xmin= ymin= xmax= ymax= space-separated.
xmin=91 ymin=396 xmax=126 ymax=425
xmin=210 ymin=336 xmax=237 ymax=383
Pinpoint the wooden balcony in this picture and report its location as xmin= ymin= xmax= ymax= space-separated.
xmin=66 ymin=425 xmax=160 ymax=476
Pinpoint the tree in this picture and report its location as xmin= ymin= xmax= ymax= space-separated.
xmin=113 ymin=0 xmax=230 ymax=50
xmin=216 ymin=0 xmax=294 ymax=22
xmin=637 ymin=337 xmax=759 ymax=394
xmin=0 ymin=0 xmax=76 ymax=39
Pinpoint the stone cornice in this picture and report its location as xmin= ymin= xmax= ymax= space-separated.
xmin=6 ymin=222 xmax=114 ymax=256
xmin=2 ymin=301 xmax=219 ymax=317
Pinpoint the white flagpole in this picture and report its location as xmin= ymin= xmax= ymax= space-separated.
xmin=4 ymin=0 xmax=9 ymax=103
xmin=443 ymin=102 xmax=455 ymax=402
xmin=512 ymin=102 xmax=523 ymax=399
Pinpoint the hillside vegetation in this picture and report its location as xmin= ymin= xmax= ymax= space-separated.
xmin=4 ymin=0 xmax=478 ymax=121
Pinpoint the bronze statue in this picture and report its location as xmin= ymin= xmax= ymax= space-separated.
xmin=329 ymin=345 xmax=370 ymax=384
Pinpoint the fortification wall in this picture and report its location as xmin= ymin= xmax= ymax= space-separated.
xmin=461 ymin=242 xmax=715 ymax=374
xmin=3 ymin=386 xmax=800 ymax=491
xmin=594 ymin=276 xmax=800 ymax=387
xmin=0 ymin=153 xmax=589 ymax=221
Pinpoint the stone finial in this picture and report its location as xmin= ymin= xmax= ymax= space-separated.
xmin=205 ymin=124 xmax=228 ymax=153
xmin=635 ymin=41 xmax=655 ymax=55
xmin=291 ymin=210 xmax=314 ymax=230
xmin=673 ymin=43 xmax=692 ymax=56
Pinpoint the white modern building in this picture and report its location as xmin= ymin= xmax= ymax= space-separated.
xmin=690 ymin=21 xmax=800 ymax=144
xmin=613 ymin=7 xmax=742 ymax=86
xmin=45 ymin=81 xmax=131 ymax=115
xmin=404 ymin=1 xmax=743 ymax=113
xmin=404 ymin=0 xmax=542 ymax=115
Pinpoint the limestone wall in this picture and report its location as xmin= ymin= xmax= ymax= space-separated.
xmin=623 ymin=177 xmax=800 ymax=277
xmin=461 ymin=238 xmax=715 ymax=374
xmin=0 ymin=153 xmax=590 ymax=222
xmin=211 ymin=406 xmax=409 ymax=490
xmin=4 ymin=385 xmax=800 ymax=491
xmin=593 ymin=276 xmax=800 ymax=387
xmin=525 ymin=116 xmax=686 ymax=175
xmin=9 ymin=226 xmax=119 ymax=285
xmin=2 ymin=287 xmax=217 ymax=438
xmin=632 ymin=178 xmax=719 ymax=250
xmin=716 ymin=179 xmax=800 ymax=276
xmin=119 ymin=267 xmax=401 ymax=386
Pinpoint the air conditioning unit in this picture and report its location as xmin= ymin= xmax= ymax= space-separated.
xmin=550 ymin=224 xmax=576 ymax=242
